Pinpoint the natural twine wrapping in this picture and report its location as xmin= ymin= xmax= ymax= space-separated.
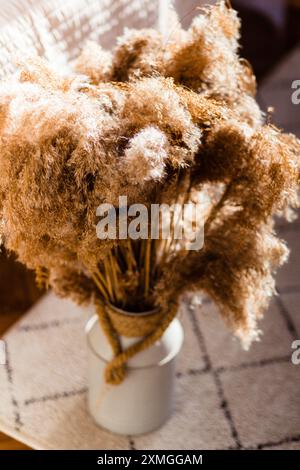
xmin=95 ymin=299 xmax=178 ymax=385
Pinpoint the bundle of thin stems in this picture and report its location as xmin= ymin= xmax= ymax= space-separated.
xmin=90 ymin=167 xmax=193 ymax=312
xmin=92 ymin=207 xmax=186 ymax=312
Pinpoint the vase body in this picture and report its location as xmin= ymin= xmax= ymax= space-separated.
xmin=85 ymin=311 xmax=184 ymax=435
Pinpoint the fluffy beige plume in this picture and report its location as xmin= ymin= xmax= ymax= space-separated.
xmin=122 ymin=126 xmax=169 ymax=184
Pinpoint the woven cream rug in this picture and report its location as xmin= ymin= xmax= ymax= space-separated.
xmin=0 ymin=287 xmax=299 ymax=450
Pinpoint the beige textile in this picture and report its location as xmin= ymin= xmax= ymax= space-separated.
xmin=0 ymin=0 xmax=159 ymax=77
xmin=0 ymin=280 xmax=299 ymax=449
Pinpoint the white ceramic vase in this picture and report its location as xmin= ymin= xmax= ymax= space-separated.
xmin=85 ymin=312 xmax=184 ymax=436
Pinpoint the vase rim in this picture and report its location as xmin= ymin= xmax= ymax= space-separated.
xmin=105 ymin=302 xmax=160 ymax=318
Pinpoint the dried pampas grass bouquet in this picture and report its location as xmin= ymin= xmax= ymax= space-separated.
xmin=0 ymin=1 xmax=300 ymax=384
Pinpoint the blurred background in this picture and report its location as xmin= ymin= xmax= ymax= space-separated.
xmin=177 ymin=0 xmax=300 ymax=80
